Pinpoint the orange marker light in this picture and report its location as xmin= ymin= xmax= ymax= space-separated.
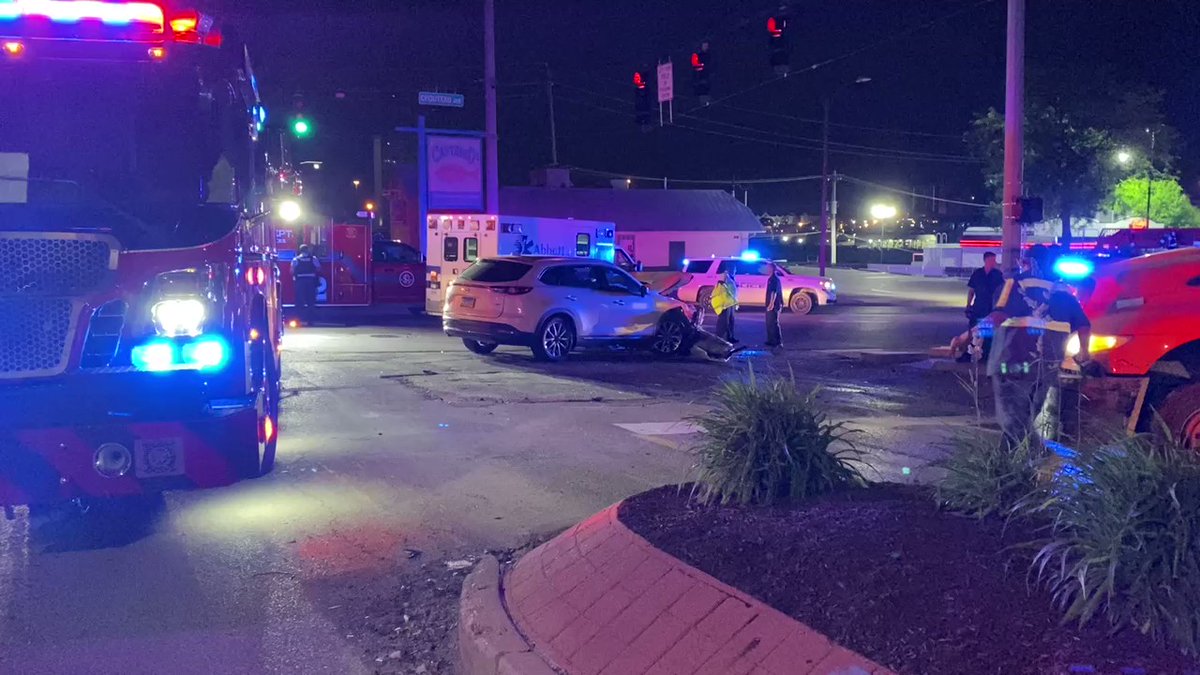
xmin=169 ymin=15 xmax=198 ymax=33
xmin=147 ymin=46 xmax=166 ymax=60
xmin=287 ymin=319 xmax=299 ymax=329
xmin=2 ymin=41 xmax=24 ymax=57
xmin=262 ymin=416 xmax=275 ymax=443
xmin=249 ymin=328 xmax=261 ymax=341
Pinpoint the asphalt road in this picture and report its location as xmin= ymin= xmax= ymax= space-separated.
xmin=0 ymin=270 xmax=976 ymax=674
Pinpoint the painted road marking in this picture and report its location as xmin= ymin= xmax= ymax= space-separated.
xmin=614 ymin=421 xmax=702 ymax=436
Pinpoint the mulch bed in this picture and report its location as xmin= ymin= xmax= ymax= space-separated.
xmin=619 ymin=484 xmax=1200 ymax=675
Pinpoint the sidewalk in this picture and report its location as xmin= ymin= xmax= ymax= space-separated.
xmin=460 ymin=502 xmax=895 ymax=675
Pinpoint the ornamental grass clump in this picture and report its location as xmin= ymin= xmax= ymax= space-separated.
xmin=1025 ymin=432 xmax=1200 ymax=656
xmin=690 ymin=371 xmax=867 ymax=506
xmin=934 ymin=431 xmax=1043 ymax=519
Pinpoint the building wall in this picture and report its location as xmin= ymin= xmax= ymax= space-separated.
xmin=621 ymin=231 xmax=752 ymax=268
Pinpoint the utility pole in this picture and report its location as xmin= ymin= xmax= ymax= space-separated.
xmin=545 ymin=63 xmax=558 ymax=165
xmin=1001 ymin=0 xmax=1025 ymax=270
xmin=818 ymin=97 xmax=831 ymax=276
xmin=484 ymin=0 xmax=499 ymax=214
xmin=830 ymin=173 xmax=840 ymax=266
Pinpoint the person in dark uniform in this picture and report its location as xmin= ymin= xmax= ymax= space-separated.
xmin=764 ymin=262 xmax=784 ymax=349
xmin=292 ymin=244 xmax=321 ymax=325
xmin=959 ymin=251 xmax=1005 ymax=362
xmin=985 ymin=249 xmax=1092 ymax=449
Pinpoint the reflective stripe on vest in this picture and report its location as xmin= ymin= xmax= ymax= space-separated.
xmin=999 ymin=316 xmax=1072 ymax=333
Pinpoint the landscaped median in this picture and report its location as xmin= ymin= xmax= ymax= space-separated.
xmin=462 ymin=371 xmax=1200 ymax=674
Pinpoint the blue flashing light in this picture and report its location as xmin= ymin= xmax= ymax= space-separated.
xmin=181 ymin=336 xmax=230 ymax=371
xmin=1053 ymin=256 xmax=1094 ymax=280
xmin=682 ymin=258 xmax=690 ymax=268
xmin=739 ymin=250 xmax=761 ymax=262
xmin=131 ymin=340 xmax=176 ymax=372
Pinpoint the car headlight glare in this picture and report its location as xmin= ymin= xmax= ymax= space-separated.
xmin=152 ymin=298 xmax=207 ymax=337
xmin=1065 ymin=333 xmax=1127 ymax=357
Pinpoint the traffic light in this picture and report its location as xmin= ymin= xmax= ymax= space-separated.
xmin=691 ymin=42 xmax=711 ymax=104
xmin=290 ymin=116 xmax=312 ymax=138
xmin=633 ymin=69 xmax=652 ymax=127
xmin=767 ymin=10 xmax=790 ymax=75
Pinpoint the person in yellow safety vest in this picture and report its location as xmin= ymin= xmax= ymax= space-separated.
xmin=982 ymin=251 xmax=1092 ymax=449
xmin=711 ymin=269 xmax=739 ymax=344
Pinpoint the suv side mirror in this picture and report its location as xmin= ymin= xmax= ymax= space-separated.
xmin=640 ymin=284 xmax=648 ymax=297
xmin=636 ymin=261 xmax=644 ymax=272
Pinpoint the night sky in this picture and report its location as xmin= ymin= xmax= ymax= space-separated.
xmin=210 ymin=0 xmax=1200 ymax=217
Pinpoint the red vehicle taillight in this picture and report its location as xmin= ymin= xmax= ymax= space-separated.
xmin=490 ymin=286 xmax=533 ymax=296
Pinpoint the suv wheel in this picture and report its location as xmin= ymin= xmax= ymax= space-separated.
xmin=651 ymin=314 xmax=689 ymax=357
xmin=789 ymin=291 xmax=815 ymax=315
xmin=696 ymin=286 xmax=714 ymax=311
xmin=1159 ymin=382 xmax=1200 ymax=451
xmin=463 ymin=338 xmax=498 ymax=355
xmin=533 ymin=316 xmax=575 ymax=362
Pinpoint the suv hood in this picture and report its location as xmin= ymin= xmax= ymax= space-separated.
xmin=637 ymin=271 xmax=693 ymax=298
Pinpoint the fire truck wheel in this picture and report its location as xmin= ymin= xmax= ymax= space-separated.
xmin=1158 ymin=382 xmax=1200 ymax=452
xmin=462 ymin=338 xmax=498 ymax=355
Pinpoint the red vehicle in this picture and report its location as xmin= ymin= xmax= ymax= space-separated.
xmin=371 ymin=239 xmax=424 ymax=306
xmin=1071 ymin=247 xmax=1200 ymax=448
xmin=0 ymin=1 xmax=284 ymax=510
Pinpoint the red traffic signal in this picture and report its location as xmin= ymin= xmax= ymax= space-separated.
xmin=690 ymin=52 xmax=704 ymax=71
xmin=767 ymin=16 xmax=785 ymax=38
xmin=633 ymin=71 xmax=647 ymax=89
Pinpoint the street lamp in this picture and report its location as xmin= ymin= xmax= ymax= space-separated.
xmin=820 ymin=75 xmax=872 ymax=275
xmin=1116 ymin=149 xmax=1132 ymax=165
xmin=352 ymin=179 xmax=361 ymax=190
xmin=1144 ymin=127 xmax=1157 ymax=228
xmin=300 ymin=161 xmax=322 ymax=171
xmin=870 ymin=203 xmax=898 ymax=263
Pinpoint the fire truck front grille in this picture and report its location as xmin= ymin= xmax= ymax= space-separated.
xmin=0 ymin=298 xmax=75 ymax=378
xmin=0 ymin=235 xmax=113 ymax=296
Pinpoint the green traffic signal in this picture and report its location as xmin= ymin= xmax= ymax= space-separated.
xmin=291 ymin=117 xmax=312 ymax=138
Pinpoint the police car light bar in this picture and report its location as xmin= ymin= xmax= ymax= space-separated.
xmin=0 ymin=1 xmax=165 ymax=28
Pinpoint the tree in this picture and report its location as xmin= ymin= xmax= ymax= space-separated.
xmin=1109 ymin=176 xmax=1200 ymax=228
xmin=967 ymin=66 xmax=1177 ymax=243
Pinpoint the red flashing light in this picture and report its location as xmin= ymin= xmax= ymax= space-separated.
xmin=261 ymin=415 xmax=275 ymax=443
xmin=0 ymin=0 xmax=165 ymax=29
xmin=244 ymin=267 xmax=266 ymax=286
xmin=2 ymin=41 xmax=23 ymax=57
xmin=633 ymin=72 xmax=646 ymax=89
xmin=767 ymin=16 xmax=784 ymax=38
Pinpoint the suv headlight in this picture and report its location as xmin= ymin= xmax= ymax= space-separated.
xmin=152 ymin=298 xmax=207 ymax=337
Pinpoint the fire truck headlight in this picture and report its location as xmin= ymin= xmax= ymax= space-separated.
xmin=152 ymin=298 xmax=207 ymax=337
xmin=1066 ymin=333 xmax=1127 ymax=357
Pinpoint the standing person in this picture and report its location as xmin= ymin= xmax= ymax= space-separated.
xmin=764 ymin=261 xmax=784 ymax=349
xmin=292 ymin=244 xmax=321 ymax=325
xmin=986 ymin=250 xmax=1092 ymax=449
xmin=959 ymin=251 xmax=1005 ymax=362
xmin=711 ymin=268 xmax=739 ymax=343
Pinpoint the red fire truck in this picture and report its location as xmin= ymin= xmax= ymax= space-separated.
xmin=1070 ymin=247 xmax=1200 ymax=449
xmin=0 ymin=1 xmax=284 ymax=510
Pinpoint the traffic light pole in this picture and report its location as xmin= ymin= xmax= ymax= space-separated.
xmin=1001 ymin=0 xmax=1025 ymax=271
xmin=830 ymin=172 xmax=840 ymax=266
xmin=545 ymin=64 xmax=559 ymax=165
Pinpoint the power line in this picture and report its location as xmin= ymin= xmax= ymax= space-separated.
xmin=671 ymin=123 xmax=981 ymax=163
xmin=840 ymin=175 xmax=988 ymax=208
xmin=719 ymin=104 xmax=966 ymax=140
xmin=554 ymin=82 xmax=979 ymax=161
xmin=569 ymin=166 xmax=991 ymax=208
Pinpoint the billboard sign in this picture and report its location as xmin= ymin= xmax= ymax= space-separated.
xmin=427 ymin=136 xmax=483 ymax=211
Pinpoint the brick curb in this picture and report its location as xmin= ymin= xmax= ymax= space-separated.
xmin=458 ymin=554 xmax=558 ymax=675
xmin=502 ymin=500 xmax=896 ymax=675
